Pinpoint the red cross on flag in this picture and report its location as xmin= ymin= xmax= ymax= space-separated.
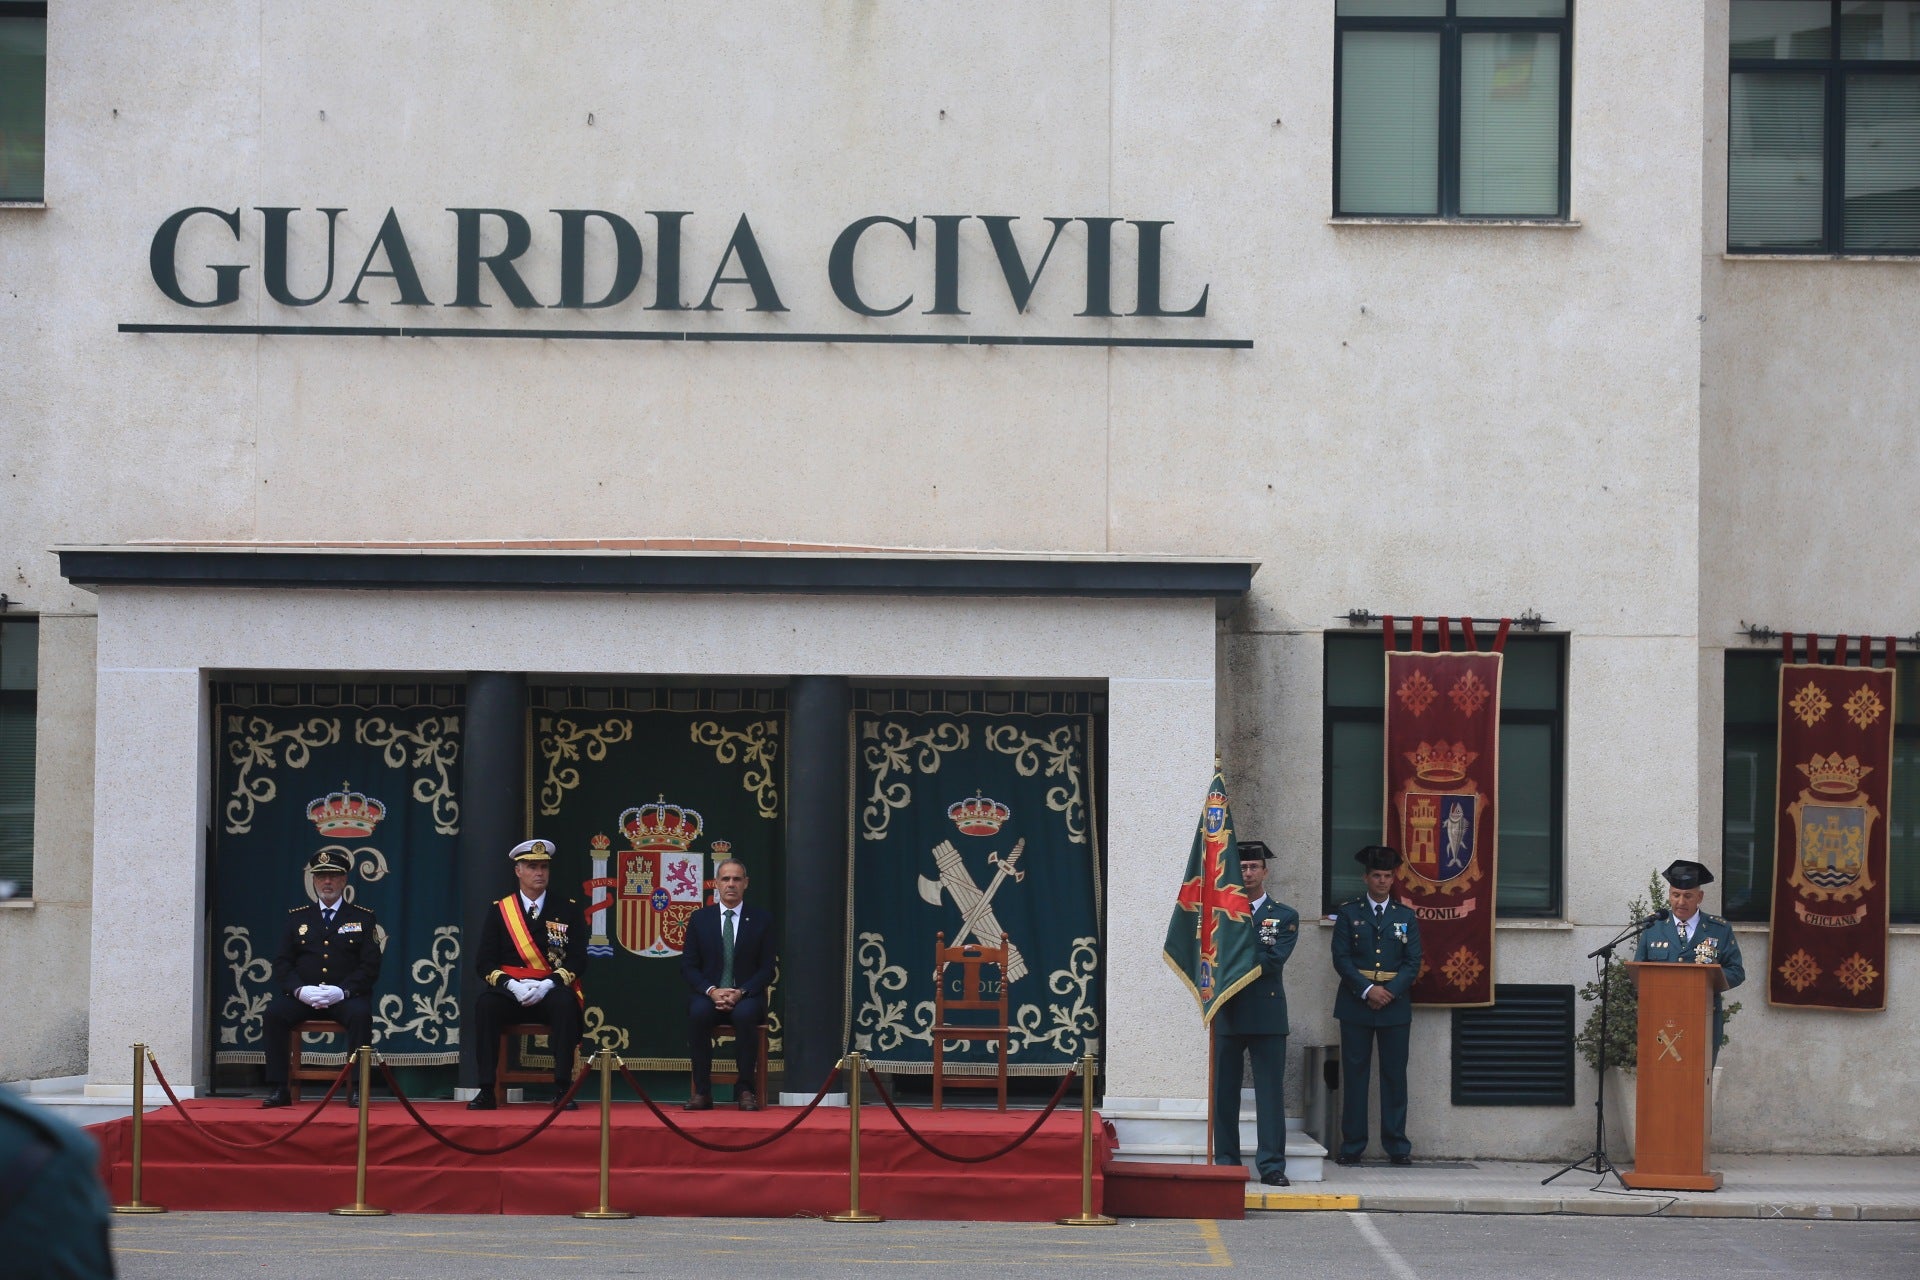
xmin=1162 ymin=767 xmax=1259 ymax=1023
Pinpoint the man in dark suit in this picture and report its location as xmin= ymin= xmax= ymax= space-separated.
xmin=680 ymin=857 xmax=777 ymax=1111
xmin=468 ymin=838 xmax=588 ymax=1110
xmin=1330 ymin=844 xmax=1423 ymax=1166
xmin=1211 ymin=839 xmax=1300 ymax=1186
xmin=261 ymin=848 xmax=382 ymax=1108
xmin=1634 ymin=858 xmax=1745 ymax=1059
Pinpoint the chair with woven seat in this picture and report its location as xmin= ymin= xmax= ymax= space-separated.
xmin=286 ymin=1019 xmax=348 ymax=1102
xmin=931 ymin=931 xmax=1010 ymax=1111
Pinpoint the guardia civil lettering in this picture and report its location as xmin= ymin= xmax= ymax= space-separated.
xmin=147 ymin=207 xmax=1212 ymax=320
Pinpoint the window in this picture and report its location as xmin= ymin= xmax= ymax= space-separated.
xmin=0 ymin=3 xmax=46 ymax=203
xmin=1729 ymin=1 xmax=1920 ymax=253
xmin=1335 ymin=1 xmax=1573 ymax=219
xmin=1722 ymin=650 xmax=1919 ymax=922
xmin=0 ymin=618 xmax=37 ymax=900
xmin=1322 ymin=631 xmax=1565 ymax=915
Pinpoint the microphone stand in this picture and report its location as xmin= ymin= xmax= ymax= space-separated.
xmin=1542 ymin=913 xmax=1663 ymax=1187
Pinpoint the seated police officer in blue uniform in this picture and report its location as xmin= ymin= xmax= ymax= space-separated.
xmin=1330 ymin=844 xmax=1422 ymax=1166
xmin=1211 ymin=839 xmax=1300 ymax=1187
xmin=1634 ymin=858 xmax=1744 ymax=1060
xmin=680 ymin=857 xmax=777 ymax=1112
xmin=261 ymin=848 xmax=382 ymax=1108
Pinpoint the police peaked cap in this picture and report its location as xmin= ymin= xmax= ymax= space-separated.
xmin=1238 ymin=840 xmax=1273 ymax=862
xmin=305 ymin=848 xmax=351 ymax=875
xmin=511 ymin=838 xmax=555 ymax=862
xmin=1353 ymin=844 xmax=1403 ymax=872
xmin=1661 ymin=859 xmax=1715 ymax=889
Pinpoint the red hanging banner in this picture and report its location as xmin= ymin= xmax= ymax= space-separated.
xmin=1768 ymin=660 xmax=1894 ymax=1011
xmin=1382 ymin=647 xmax=1503 ymax=1007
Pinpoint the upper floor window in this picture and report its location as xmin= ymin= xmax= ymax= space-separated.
xmin=0 ymin=618 xmax=37 ymax=900
xmin=0 ymin=3 xmax=46 ymax=203
xmin=1323 ymin=631 xmax=1565 ymax=916
xmin=1335 ymin=1 xmax=1573 ymax=219
xmin=1729 ymin=1 xmax=1920 ymax=253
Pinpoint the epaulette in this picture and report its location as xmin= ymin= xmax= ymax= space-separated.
xmin=289 ymin=904 xmax=308 ymax=913
xmin=1703 ymin=913 xmax=1724 ymax=925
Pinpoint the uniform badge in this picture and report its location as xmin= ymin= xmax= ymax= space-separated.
xmin=338 ymin=921 xmax=362 ymax=934
xmin=298 ymin=923 xmax=308 ymax=937
xmin=1693 ymin=935 xmax=1719 ymax=964
xmin=1393 ymin=921 xmax=1408 ymax=942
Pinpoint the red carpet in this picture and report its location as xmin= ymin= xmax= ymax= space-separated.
xmin=93 ymin=1100 xmax=1112 ymax=1220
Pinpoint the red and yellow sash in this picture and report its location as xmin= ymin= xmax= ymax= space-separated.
xmin=496 ymin=896 xmax=583 ymax=1005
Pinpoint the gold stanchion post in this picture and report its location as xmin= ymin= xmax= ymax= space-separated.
xmin=825 ymin=1051 xmax=883 ymax=1223
xmin=574 ymin=1047 xmax=633 ymax=1220
xmin=112 ymin=1043 xmax=166 ymax=1214
xmin=1057 ymin=1050 xmax=1117 ymax=1226
xmin=331 ymin=1046 xmax=389 ymax=1216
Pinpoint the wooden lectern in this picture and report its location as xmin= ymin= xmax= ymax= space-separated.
xmin=1620 ymin=961 xmax=1727 ymax=1191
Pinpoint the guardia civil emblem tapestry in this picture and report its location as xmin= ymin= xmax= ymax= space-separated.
xmin=1768 ymin=644 xmax=1894 ymax=1011
xmin=532 ymin=691 xmax=784 ymax=1068
xmin=849 ymin=702 xmax=1102 ymax=1075
xmin=212 ymin=685 xmax=464 ymax=1065
xmin=1383 ymin=620 xmax=1504 ymax=1007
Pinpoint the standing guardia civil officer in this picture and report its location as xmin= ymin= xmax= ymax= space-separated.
xmin=469 ymin=838 xmax=588 ymax=1109
xmin=1211 ymin=840 xmax=1300 ymax=1186
xmin=261 ymin=848 xmax=382 ymax=1108
xmin=1634 ymin=858 xmax=1744 ymax=1059
xmin=1330 ymin=844 xmax=1422 ymax=1166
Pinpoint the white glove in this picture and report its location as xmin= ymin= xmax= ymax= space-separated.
xmin=297 ymin=985 xmax=325 ymax=1007
xmin=506 ymin=978 xmax=537 ymax=1004
xmin=528 ymin=978 xmax=555 ymax=1003
xmin=317 ymin=984 xmax=347 ymax=1006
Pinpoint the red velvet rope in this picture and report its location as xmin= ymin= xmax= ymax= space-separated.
xmin=614 ymin=1060 xmax=843 ymax=1153
xmin=146 ymin=1053 xmax=351 ymax=1151
xmin=861 ymin=1064 xmax=1078 ymax=1164
xmin=377 ymin=1061 xmax=589 ymax=1156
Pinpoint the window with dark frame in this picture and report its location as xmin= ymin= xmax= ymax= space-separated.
xmin=1729 ymin=1 xmax=1920 ymax=253
xmin=1721 ymin=649 xmax=1919 ymax=923
xmin=0 ymin=618 xmax=38 ymax=900
xmin=0 ymin=2 xmax=46 ymax=204
xmin=1322 ymin=631 xmax=1566 ymax=917
xmin=1334 ymin=1 xmax=1573 ymax=220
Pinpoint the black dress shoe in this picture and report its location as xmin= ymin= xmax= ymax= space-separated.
xmin=681 ymin=1093 xmax=713 ymax=1111
xmin=344 ymin=1088 xmax=360 ymax=1108
xmin=1389 ymin=1154 xmax=1413 ymax=1166
xmin=466 ymin=1092 xmax=498 ymax=1111
xmin=1262 ymin=1172 xmax=1291 ymax=1187
xmin=735 ymin=1089 xmax=761 ymax=1112
xmin=1333 ymin=1152 xmax=1361 ymax=1166
xmin=261 ymin=1087 xmax=291 ymax=1110
xmin=560 ymin=1100 xmax=580 ymax=1111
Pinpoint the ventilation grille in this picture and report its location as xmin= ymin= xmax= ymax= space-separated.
xmin=1450 ymin=983 xmax=1576 ymax=1106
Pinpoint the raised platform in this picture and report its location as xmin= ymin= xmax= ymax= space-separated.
xmin=1104 ymin=1093 xmax=1327 ymax=1182
xmin=92 ymin=1099 xmax=1113 ymax=1220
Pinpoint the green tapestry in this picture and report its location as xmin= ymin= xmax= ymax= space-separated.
xmin=849 ymin=711 xmax=1102 ymax=1074
xmin=531 ymin=705 xmax=784 ymax=1068
xmin=213 ymin=693 xmax=464 ymax=1066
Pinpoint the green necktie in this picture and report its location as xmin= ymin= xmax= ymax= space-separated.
xmin=721 ymin=909 xmax=736 ymax=988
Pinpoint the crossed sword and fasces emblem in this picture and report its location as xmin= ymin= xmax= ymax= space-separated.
xmin=917 ymin=837 xmax=1029 ymax=983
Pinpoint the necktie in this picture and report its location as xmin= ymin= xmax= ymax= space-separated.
xmin=721 ymin=909 xmax=736 ymax=989
xmin=322 ymin=907 xmax=335 ymax=926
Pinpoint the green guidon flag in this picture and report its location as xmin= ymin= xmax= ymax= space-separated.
xmin=1162 ymin=768 xmax=1259 ymax=1023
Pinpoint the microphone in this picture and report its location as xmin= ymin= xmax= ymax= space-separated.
xmin=1647 ymin=908 xmax=1671 ymax=923
xmin=1587 ymin=908 xmax=1671 ymax=958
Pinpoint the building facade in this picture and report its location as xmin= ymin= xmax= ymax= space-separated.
xmin=1 ymin=2 xmax=1914 ymax=1156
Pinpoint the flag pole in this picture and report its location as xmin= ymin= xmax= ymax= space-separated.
xmin=1204 ymin=1029 xmax=1215 ymax=1163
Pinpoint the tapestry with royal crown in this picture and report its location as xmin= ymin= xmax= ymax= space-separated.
xmin=1768 ymin=642 xmax=1895 ymax=1012
xmin=211 ymin=685 xmax=465 ymax=1066
xmin=530 ymin=689 xmax=785 ymax=1069
xmin=1382 ymin=620 xmax=1504 ymax=1007
xmin=848 ymin=698 xmax=1102 ymax=1075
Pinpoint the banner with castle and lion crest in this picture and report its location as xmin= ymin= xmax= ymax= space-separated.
xmin=212 ymin=685 xmax=465 ymax=1066
xmin=531 ymin=693 xmax=784 ymax=1069
xmin=1769 ymin=645 xmax=1894 ymax=1012
xmin=849 ymin=700 xmax=1102 ymax=1075
xmin=1383 ymin=620 xmax=1505 ymax=1007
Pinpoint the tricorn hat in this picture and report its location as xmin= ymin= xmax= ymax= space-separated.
xmin=1238 ymin=840 xmax=1273 ymax=862
xmin=1353 ymin=844 xmax=1403 ymax=873
xmin=510 ymin=838 xmax=555 ymax=863
xmin=305 ymin=848 xmax=351 ymax=875
xmin=1661 ymin=859 xmax=1714 ymax=889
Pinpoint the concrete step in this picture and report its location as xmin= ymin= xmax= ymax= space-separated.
xmin=8 ymin=1076 xmax=176 ymax=1129
xmin=1104 ymin=1092 xmax=1327 ymax=1183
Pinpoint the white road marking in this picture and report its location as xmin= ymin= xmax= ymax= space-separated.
xmin=1349 ymin=1212 xmax=1421 ymax=1280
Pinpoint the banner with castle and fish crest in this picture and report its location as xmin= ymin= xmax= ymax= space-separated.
xmin=532 ymin=700 xmax=784 ymax=1068
xmin=212 ymin=690 xmax=464 ymax=1066
xmin=849 ymin=708 xmax=1102 ymax=1075
xmin=1769 ymin=658 xmax=1893 ymax=1012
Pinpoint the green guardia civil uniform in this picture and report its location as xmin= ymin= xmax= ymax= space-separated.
xmin=1330 ymin=895 xmax=1422 ymax=1161
xmin=1633 ymin=911 xmax=1744 ymax=1059
xmin=1211 ymin=895 xmax=1299 ymax=1181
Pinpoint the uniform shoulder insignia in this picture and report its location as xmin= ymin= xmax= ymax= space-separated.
xmin=1703 ymin=913 xmax=1724 ymax=925
xmin=289 ymin=904 xmax=307 ymax=913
